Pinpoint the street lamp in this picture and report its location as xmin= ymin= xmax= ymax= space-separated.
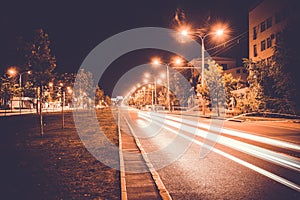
xmin=144 ymin=72 xmax=163 ymax=111
xmin=180 ymin=26 xmax=225 ymax=115
xmin=7 ymin=68 xmax=31 ymax=88
xmin=151 ymin=57 xmax=183 ymax=112
xmin=7 ymin=68 xmax=31 ymax=114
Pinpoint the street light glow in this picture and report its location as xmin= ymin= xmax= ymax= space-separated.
xmin=152 ymin=58 xmax=161 ymax=66
xmin=174 ymin=57 xmax=183 ymax=65
xmin=144 ymin=72 xmax=150 ymax=78
xmin=216 ymin=29 xmax=224 ymax=36
xmin=7 ymin=68 xmax=17 ymax=76
xmin=181 ymin=29 xmax=188 ymax=36
xmin=154 ymin=60 xmax=159 ymax=65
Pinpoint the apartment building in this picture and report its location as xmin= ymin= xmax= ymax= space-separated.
xmin=249 ymin=0 xmax=292 ymax=62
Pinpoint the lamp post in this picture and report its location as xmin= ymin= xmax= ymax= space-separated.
xmin=7 ymin=68 xmax=31 ymax=114
xmin=59 ymin=83 xmax=66 ymax=129
xmin=144 ymin=73 xmax=162 ymax=111
xmin=152 ymin=57 xmax=184 ymax=112
xmin=152 ymin=59 xmax=170 ymax=111
xmin=181 ymin=28 xmax=224 ymax=115
xmin=148 ymin=84 xmax=154 ymax=109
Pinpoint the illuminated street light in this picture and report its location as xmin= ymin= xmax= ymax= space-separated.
xmin=144 ymin=73 xmax=162 ymax=110
xmin=180 ymin=25 xmax=225 ymax=115
xmin=7 ymin=68 xmax=31 ymax=88
xmin=181 ymin=29 xmax=188 ymax=36
xmin=7 ymin=67 xmax=31 ymax=114
xmin=216 ymin=29 xmax=224 ymax=36
xmin=151 ymin=57 xmax=183 ymax=112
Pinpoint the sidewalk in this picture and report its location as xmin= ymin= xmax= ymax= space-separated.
xmin=118 ymin=115 xmax=163 ymax=200
xmin=0 ymin=107 xmax=73 ymax=116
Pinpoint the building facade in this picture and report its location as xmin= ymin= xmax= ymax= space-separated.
xmin=249 ymin=0 xmax=292 ymax=62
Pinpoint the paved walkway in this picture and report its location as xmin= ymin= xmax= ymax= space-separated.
xmin=118 ymin=114 xmax=163 ymax=200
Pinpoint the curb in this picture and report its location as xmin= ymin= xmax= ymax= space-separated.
xmin=123 ymin=116 xmax=172 ymax=200
xmin=118 ymin=110 xmax=127 ymax=200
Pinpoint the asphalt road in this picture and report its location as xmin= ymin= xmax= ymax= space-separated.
xmin=120 ymin=107 xmax=300 ymax=199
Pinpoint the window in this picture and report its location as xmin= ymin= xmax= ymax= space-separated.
xmin=266 ymin=17 xmax=272 ymax=28
xmin=253 ymin=44 xmax=257 ymax=57
xmin=253 ymin=27 xmax=257 ymax=40
xmin=242 ymin=69 xmax=247 ymax=73
xmin=267 ymin=37 xmax=272 ymax=48
xmin=261 ymin=40 xmax=266 ymax=51
xmin=236 ymin=69 xmax=241 ymax=74
xmin=260 ymin=21 xmax=266 ymax=32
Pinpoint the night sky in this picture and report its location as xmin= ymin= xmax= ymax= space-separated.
xmin=0 ymin=0 xmax=254 ymax=95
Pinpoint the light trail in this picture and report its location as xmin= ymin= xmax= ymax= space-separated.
xmin=138 ymin=112 xmax=300 ymax=171
xmin=141 ymin=111 xmax=300 ymax=152
xmin=129 ymin=110 xmax=300 ymax=192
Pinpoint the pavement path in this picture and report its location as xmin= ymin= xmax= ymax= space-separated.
xmin=118 ymin=110 xmax=171 ymax=200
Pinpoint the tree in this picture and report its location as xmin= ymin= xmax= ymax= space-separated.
xmin=195 ymin=61 xmax=229 ymax=116
xmin=205 ymin=61 xmax=226 ymax=116
xmin=272 ymin=16 xmax=300 ymax=114
xmin=25 ymin=29 xmax=57 ymax=136
xmin=222 ymin=73 xmax=238 ymax=107
xmin=95 ymin=85 xmax=104 ymax=106
xmin=170 ymin=68 xmax=193 ymax=108
xmin=0 ymin=75 xmax=16 ymax=108
xmin=243 ymin=59 xmax=266 ymax=113
xmin=105 ymin=95 xmax=112 ymax=106
xmin=73 ymin=69 xmax=96 ymax=109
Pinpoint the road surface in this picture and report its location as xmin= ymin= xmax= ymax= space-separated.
xmin=119 ymin=106 xmax=300 ymax=199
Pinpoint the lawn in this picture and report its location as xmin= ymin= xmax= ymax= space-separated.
xmin=0 ymin=109 xmax=120 ymax=199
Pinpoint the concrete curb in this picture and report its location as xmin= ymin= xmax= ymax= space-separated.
xmin=118 ymin=110 xmax=128 ymax=200
xmin=123 ymin=116 xmax=172 ymax=200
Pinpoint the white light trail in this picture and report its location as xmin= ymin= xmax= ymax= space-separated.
xmin=144 ymin=112 xmax=300 ymax=152
xmin=131 ymin=111 xmax=300 ymax=192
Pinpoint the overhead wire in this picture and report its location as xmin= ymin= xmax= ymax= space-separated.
xmin=207 ymin=31 xmax=249 ymax=57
